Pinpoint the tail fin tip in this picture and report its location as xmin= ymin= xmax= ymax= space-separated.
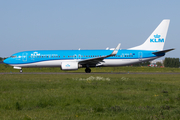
xmin=129 ymin=19 xmax=170 ymax=51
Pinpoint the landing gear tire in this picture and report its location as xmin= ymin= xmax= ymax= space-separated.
xmin=19 ymin=69 xmax=23 ymax=73
xmin=85 ymin=68 xmax=91 ymax=73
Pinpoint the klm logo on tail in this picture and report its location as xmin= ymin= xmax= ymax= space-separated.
xmin=150 ymin=34 xmax=164 ymax=43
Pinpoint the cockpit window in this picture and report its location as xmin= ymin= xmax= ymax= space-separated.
xmin=10 ymin=56 xmax=17 ymax=58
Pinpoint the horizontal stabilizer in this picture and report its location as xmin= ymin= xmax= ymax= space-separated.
xmin=152 ymin=48 xmax=175 ymax=54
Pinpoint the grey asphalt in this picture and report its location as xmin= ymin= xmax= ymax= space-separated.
xmin=0 ymin=72 xmax=180 ymax=74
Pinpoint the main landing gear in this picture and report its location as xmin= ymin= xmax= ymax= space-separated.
xmin=85 ymin=68 xmax=91 ymax=73
xmin=19 ymin=69 xmax=23 ymax=73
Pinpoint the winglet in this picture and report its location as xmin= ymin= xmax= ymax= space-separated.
xmin=111 ymin=43 xmax=121 ymax=55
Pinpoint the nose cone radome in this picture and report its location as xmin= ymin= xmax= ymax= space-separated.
xmin=3 ymin=58 xmax=10 ymax=64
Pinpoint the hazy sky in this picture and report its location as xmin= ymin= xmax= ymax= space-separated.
xmin=0 ymin=0 xmax=179 ymax=58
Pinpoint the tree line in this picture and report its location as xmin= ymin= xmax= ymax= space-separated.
xmin=0 ymin=57 xmax=7 ymax=61
xmin=133 ymin=57 xmax=180 ymax=68
xmin=164 ymin=57 xmax=180 ymax=68
xmin=0 ymin=57 xmax=4 ymax=61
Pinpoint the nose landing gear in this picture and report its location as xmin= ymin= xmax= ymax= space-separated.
xmin=19 ymin=69 xmax=23 ymax=73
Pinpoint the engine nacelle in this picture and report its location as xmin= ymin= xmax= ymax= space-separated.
xmin=61 ymin=62 xmax=78 ymax=70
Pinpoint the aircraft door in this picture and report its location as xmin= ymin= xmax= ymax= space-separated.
xmin=138 ymin=52 xmax=143 ymax=61
xmin=73 ymin=54 xmax=77 ymax=60
xmin=22 ymin=53 xmax=28 ymax=62
xmin=78 ymin=54 xmax=81 ymax=60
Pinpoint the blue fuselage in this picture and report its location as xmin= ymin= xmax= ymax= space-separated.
xmin=4 ymin=49 xmax=164 ymax=67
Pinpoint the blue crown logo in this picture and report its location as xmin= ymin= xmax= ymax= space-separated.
xmin=66 ymin=64 xmax=70 ymax=67
xmin=154 ymin=34 xmax=161 ymax=38
xmin=150 ymin=34 xmax=164 ymax=43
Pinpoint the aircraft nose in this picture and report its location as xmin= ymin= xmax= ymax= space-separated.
xmin=3 ymin=58 xmax=11 ymax=64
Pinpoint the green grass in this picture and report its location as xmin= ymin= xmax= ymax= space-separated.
xmin=1 ymin=64 xmax=180 ymax=73
xmin=0 ymin=74 xmax=180 ymax=119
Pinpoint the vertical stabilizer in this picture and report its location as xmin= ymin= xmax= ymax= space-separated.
xmin=129 ymin=19 xmax=170 ymax=51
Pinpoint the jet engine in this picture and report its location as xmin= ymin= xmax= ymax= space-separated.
xmin=61 ymin=62 xmax=78 ymax=70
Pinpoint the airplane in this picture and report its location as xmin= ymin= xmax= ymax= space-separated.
xmin=3 ymin=19 xmax=174 ymax=73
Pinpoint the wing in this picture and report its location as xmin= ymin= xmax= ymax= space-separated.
xmin=78 ymin=43 xmax=121 ymax=65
